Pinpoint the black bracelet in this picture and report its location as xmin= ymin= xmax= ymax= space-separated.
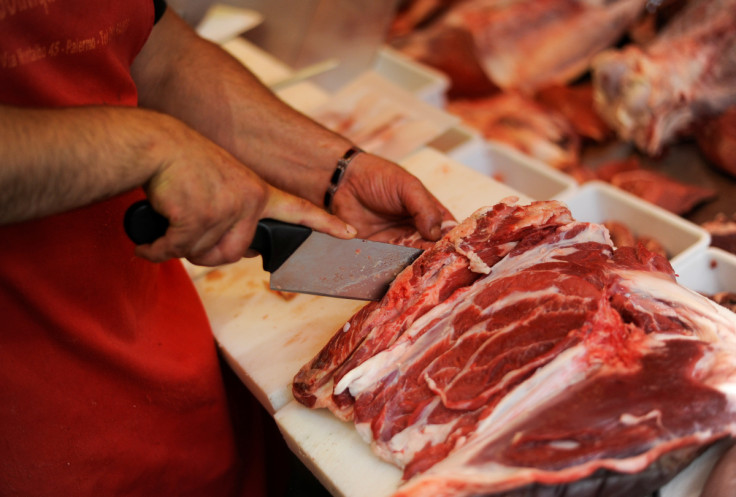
xmin=323 ymin=146 xmax=363 ymax=213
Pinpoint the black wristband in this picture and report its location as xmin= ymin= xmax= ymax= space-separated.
xmin=323 ymin=146 xmax=363 ymax=213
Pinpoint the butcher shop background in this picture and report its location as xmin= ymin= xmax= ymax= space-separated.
xmin=174 ymin=0 xmax=736 ymax=255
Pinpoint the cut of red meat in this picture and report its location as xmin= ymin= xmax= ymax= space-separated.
xmin=446 ymin=92 xmax=581 ymax=170
xmin=696 ymin=106 xmax=736 ymax=179
xmin=292 ymin=199 xmax=736 ymax=496
xmin=292 ymin=199 xmax=574 ymax=420
xmin=592 ymin=0 xmax=736 ymax=155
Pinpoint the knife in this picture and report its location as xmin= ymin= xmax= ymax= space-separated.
xmin=123 ymin=200 xmax=423 ymax=301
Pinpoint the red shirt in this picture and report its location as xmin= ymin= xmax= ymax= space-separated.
xmin=0 ymin=2 xmax=258 ymax=495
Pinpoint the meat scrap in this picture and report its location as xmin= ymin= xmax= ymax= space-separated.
xmin=293 ymin=198 xmax=736 ymax=497
xmin=574 ymin=157 xmax=717 ymax=215
xmin=603 ymin=219 xmax=667 ymax=258
xmin=535 ymin=83 xmax=613 ymax=143
xmin=592 ymin=0 xmax=736 ymax=155
xmin=702 ymin=213 xmax=736 ymax=255
xmin=446 ymin=92 xmax=581 ymax=170
xmin=696 ymin=106 xmax=736 ymax=179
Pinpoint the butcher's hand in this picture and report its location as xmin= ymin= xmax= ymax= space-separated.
xmin=330 ymin=152 xmax=454 ymax=242
xmin=134 ymin=127 xmax=356 ymax=267
xmin=700 ymin=441 xmax=736 ymax=497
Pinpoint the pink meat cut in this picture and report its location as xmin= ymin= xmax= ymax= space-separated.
xmin=393 ymin=0 xmax=647 ymax=95
xmin=592 ymin=0 xmax=736 ymax=155
xmin=292 ymin=199 xmax=736 ymax=496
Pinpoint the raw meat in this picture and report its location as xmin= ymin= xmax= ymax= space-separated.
xmin=446 ymin=92 xmax=581 ymax=170
xmin=603 ymin=220 xmax=667 ymax=258
xmin=696 ymin=106 xmax=736 ymax=179
xmin=535 ymin=84 xmax=613 ymax=143
xmin=606 ymin=169 xmax=716 ymax=215
xmin=389 ymin=0 xmax=461 ymax=38
xmin=592 ymin=0 xmax=736 ymax=155
xmin=702 ymin=213 xmax=736 ymax=255
xmin=293 ymin=199 xmax=736 ymax=497
xmin=708 ymin=291 xmax=736 ymax=314
xmin=573 ymin=157 xmax=717 ymax=215
xmin=391 ymin=12 xmax=499 ymax=98
xmin=292 ymin=199 xmax=574 ymax=419
xmin=393 ymin=0 xmax=648 ymax=96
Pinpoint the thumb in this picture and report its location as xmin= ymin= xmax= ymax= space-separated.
xmin=401 ymin=179 xmax=454 ymax=241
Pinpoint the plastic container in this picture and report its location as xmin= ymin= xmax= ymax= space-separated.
xmin=432 ymin=136 xmax=578 ymax=201
xmin=372 ymin=46 xmax=450 ymax=109
xmin=672 ymin=246 xmax=736 ymax=294
xmin=555 ymin=181 xmax=710 ymax=265
xmin=307 ymin=72 xmax=459 ymax=162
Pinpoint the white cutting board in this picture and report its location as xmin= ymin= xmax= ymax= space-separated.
xmin=193 ymin=147 xmax=529 ymax=415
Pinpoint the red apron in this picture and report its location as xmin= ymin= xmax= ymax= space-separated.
xmin=0 ymin=2 xmax=261 ymax=495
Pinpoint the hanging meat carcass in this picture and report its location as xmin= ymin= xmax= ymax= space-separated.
xmin=293 ymin=199 xmax=736 ymax=497
xmin=591 ymin=0 xmax=736 ymax=156
xmin=391 ymin=0 xmax=649 ymax=97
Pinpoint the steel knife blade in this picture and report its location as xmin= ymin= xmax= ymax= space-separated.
xmin=124 ymin=200 xmax=423 ymax=301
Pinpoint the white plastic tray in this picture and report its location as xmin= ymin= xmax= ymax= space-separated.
xmin=307 ymin=72 xmax=459 ymax=162
xmin=433 ymin=136 xmax=578 ymax=201
xmin=555 ymin=181 xmax=710 ymax=266
xmin=372 ymin=46 xmax=450 ymax=109
xmin=672 ymin=247 xmax=736 ymax=294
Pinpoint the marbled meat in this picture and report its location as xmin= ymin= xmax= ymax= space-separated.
xmin=292 ymin=199 xmax=736 ymax=497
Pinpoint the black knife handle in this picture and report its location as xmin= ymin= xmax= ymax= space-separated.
xmin=123 ymin=200 xmax=312 ymax=273
xmin=123 ymin=200 xmax=169 ymax=245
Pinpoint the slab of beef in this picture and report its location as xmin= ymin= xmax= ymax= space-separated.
xmin=293 ymin=199 xmax=736 ymax=497
xmin=592 ymin=0 xmax=736 ymax=155
xmin=393 ymin=0 xmax=647 ymax=96
xmin=292 ymin=199 xmax=574 ymax=420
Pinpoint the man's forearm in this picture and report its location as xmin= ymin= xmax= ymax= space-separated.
xmin=131 ymin=10 xmax=352 ymax=208
xmin=0 ymin=105 xmax=173 ymax=224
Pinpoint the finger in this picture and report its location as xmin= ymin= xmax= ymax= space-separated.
xmin=133 ymin=212 xmax=233 ymax=264
xmin=262 ymin=188 xmax=357 ymax=239
xmin=399 ymin=177 xmax=454 ymax=241
xmin=187 ymin=217 xmax=259 ymax=266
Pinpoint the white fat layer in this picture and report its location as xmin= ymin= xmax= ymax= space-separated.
xmin=616 ymin=269 xmax=736 ymax=347
xmin=620 ymin=409 xmax=662 ymax=427
xmin=354 ymin=421 xmax=372 ymax=445
xmin=488 ymin=223 xmax=611 ymax=282
xmin=384 ymin=398 xmax=458 ymax=467
xmin=547 ymin=440 xmax=581 ymax=450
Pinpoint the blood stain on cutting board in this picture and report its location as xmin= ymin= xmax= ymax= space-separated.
xmin=205 ymin=269 xmax=225 ymax=281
